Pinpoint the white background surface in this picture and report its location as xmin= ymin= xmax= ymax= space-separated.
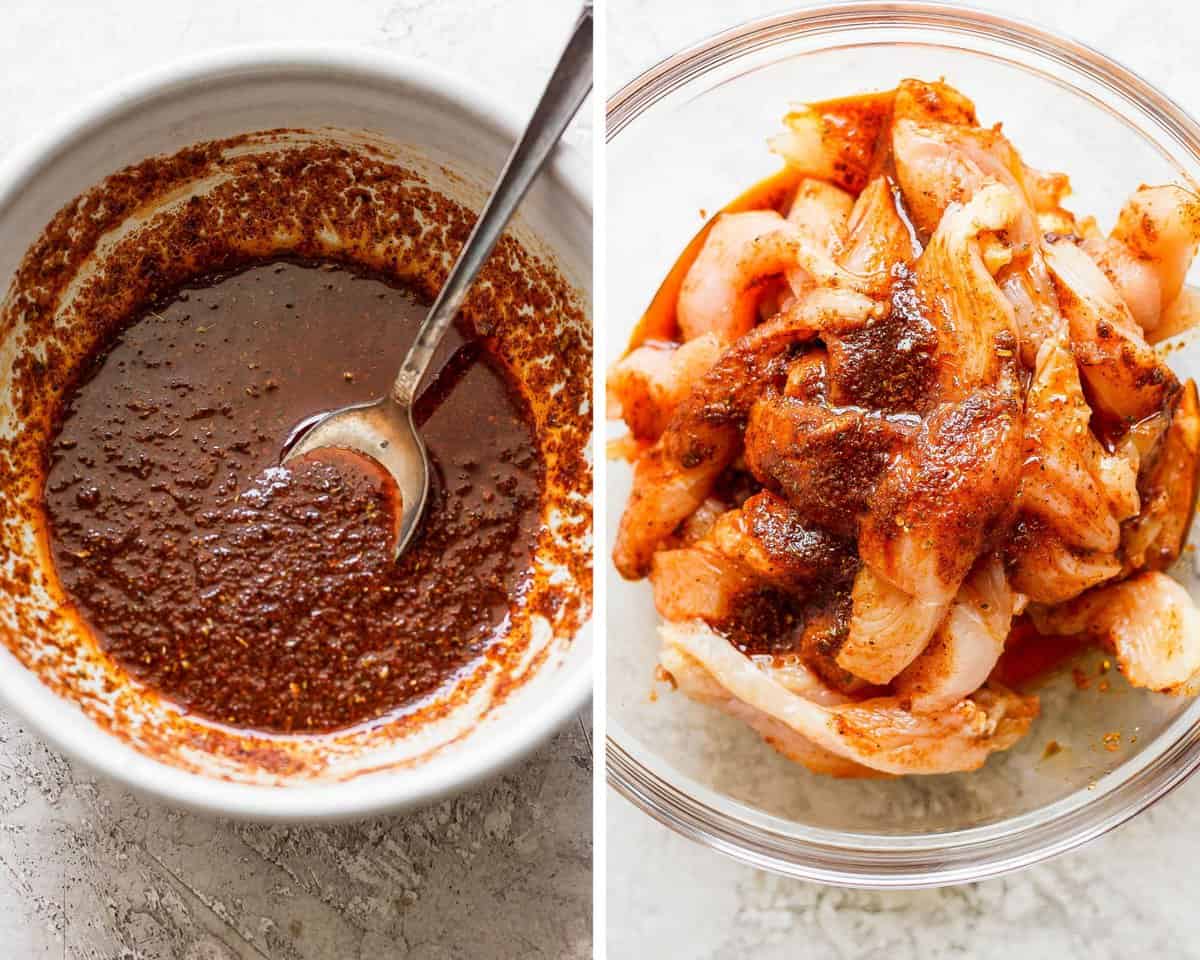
xmin=606 ymin=1 xmax=1200 ymax=957
xmin=0 ymin=2 xmax=592 ymax=958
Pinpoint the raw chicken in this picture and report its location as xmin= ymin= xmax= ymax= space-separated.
xmin=804 ymin=184 xmax=1025 ymax=682
xmin=606 ymin=334 xmax=723 ymax=442
xmin=769 ymin=91 xmax=895 ymax=194
xmin=1018 ymin=336 xmax=1132 ymax=553
xmin=1006 ymin=517 xmax=1122 ymax=605
xmin=677 ymin=211 xmax=803 ymax=343
xmin=1042 ymin=235 xmax=1179 ymax=427
xmin=1100 ymin=185 xmax=1200 ymax=340
xmin=891 ymin=85 xmax=1018 ymax=241
xmin=1123 ymin=381 xmax=1200 ymax=572
xmin=710 ymin=491 xmax=856 ymax=590
xmin=662 ymin=621 xmax=1037 ymax=775
xmin=857 ymin=374 xmax=1023 ymax=603
xmin=612 ymin=76 xmax=1200 ymax=779
xmin=744 ymin=395 xmax=913 ymax=536
xmin=650 ymin=542 xmax=754 ymax=623
xmin=837 ymin=567 xmax=951 ymax=684
xmin=840 ymin=176 xmax=920 ymax=275
xmin=1024 ymin=163 xmax=1074 ymax=234
xmin=889 ymin=79 xmax=1061 ymax=364
xmin=823 ymin=263 xmax=939 ymax=413
xmin=913 ymin=182 xmax=1020 ymax=399
xmin=786 ymin=178 xmax=854 ymax=251
xmin=894 ymin=556 xmax=1014 ymax=712
xmin=660 ymin=638 xmax=879 ymax=777
xmin=613 ymin=317 xmax=808 ymax=578
xmin=783 ymin=349 xmax=830 ymax=402
xmin=1031 ymin=573 xmax=1200 ymax=693
xmin=1085 ymin=235 xmax=1164 ymax=336
xmin=1157 ymin=286 xmax=1200 ymax=343
xmin=678 ymin=184 xmax=883 ymax=344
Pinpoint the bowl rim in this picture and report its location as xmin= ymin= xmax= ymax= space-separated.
xmin=604 ymin=0 xmax=1200 ymax=887
xmin=0 ymin=44 xmax=593 ymax=821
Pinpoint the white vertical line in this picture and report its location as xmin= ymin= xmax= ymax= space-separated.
xmin=591 ymin=0 xmax=609 ymax=955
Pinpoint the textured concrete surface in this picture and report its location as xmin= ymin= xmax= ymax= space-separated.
xmin=607 ymin=0 xmax=1200 ymax=957
xmin=0 ymin=1 xmax=592 ymax=957
xmin=1 ymin=711 xmax=592 ymax=959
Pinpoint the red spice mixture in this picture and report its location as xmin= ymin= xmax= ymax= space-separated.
xmin=0 ymin=131 xmax=590 ymax=776
xmin=46 ymin=261 xmax=544 ymax=732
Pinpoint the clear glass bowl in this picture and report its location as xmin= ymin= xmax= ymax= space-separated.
xmin=605 ymin=2 xmax=1200 ymax=887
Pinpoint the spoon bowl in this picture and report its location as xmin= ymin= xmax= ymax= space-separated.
xmin=283 ymin=397 xmax=429 ymax=554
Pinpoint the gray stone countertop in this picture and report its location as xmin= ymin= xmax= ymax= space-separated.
xmin=0 ymin=1 xmax=592 ymax=957
xmin=607 ymin=0 xmax=1200 ymax=957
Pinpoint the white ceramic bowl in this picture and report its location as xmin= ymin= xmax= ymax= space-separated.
xmin=0 ymin=47 xmax=592 ymax=820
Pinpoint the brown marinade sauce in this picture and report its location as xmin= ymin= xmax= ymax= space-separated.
xmin=45 ymin=260 xmax=543 ymax=733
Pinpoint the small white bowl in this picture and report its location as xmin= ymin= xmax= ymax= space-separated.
xmin=0 ymin=47 xmax=592 ymax=821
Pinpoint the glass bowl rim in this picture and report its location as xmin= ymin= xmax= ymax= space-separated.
xmin=604 ymin=0 xmax=1200 ymax=887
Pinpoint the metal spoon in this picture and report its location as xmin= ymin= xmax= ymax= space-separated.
xmin=283 ymin=3 xmax=592 ymax=557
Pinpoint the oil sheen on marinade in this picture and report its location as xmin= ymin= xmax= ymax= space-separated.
xmin=45 ymin=261 xmax=544 ymax=733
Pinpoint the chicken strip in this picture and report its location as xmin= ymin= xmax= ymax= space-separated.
xmin=840 ymin=176 xmax=920 ymax=275
xmin=1006 ymin=516 xmax=1122 ymax=605
xmin=744 ymin=395 xmax=913 ymax=537
xmin=859 ymin=374 xmax=1023 ymax=603
xmin=838 ymin=567 xmax=952 ymax=684
xmin=1042 ymin=235 xmax=1179 ymax=429
xmin=891 ymin=92 xmax=1018 ymax=241
xmin=677 ymin=210 xmax=803 ymax=343
xmin=663 ymin=620 xmax=1038 ymax=775
xmin=614 ymin=316 xmax=820 ymax=579
xmin=1156 ymin=286 xmax=1200 ymax=343
xmin=890 ymin=81 xmax=1060 ymax=362
xmin=678 ymin=191 xmax=883 ymax=344
xmin=756 ymin=650 xmax=860 ymax=706
xmin=842 ymin=376 xmax=1022 ymax=682
xmin=1102 ymin=184 xmax=1200 ymax=340
xmin=779 ymin=601 xmax=876 ymax=698
xmin=1084 ymin=236 xmax=1165 ymax=337
xmin=710 ymin=491 xmax=857 ymax=590
xmin=824 ymin=259 xmax=939 ymax=414
xmin=775 ymin=285 xmax=883 ymax=333
xmin=660 ymin=639 xmax=879 ymax=778
xmin=606 ymin=334 xmax=723 ymax=443
xmin=769 ymin=90 xmax=895 ymax=193
xmin=1025 ymin=164 xmax=1075 ymax=234
xmin=1031 ymin=572 xmax=1200 ymax=693
xmin=783 ymin=348 xmax=829 ymax=403
xmin=1124 ymin=380 xmax=1200 ymax=573
xmin=677 ymin=496 xmax=727 ymax=546
xmin=786 ymin=177 xmax=854 ymax=252
xmin=914 ymin=182 xmax=1020 ymax=400
xmin=891 ymin=76 xmax=978 ymax=127
xmin=650 ymin=541 xmax=754 ymax=623
xmin=1019 ymin=336 xmax=1134 ymax=553
xmin=894 ymin=556 xmax=1014 ymax=713
xmin=842 ymin=196 xmax=1026 ymax=670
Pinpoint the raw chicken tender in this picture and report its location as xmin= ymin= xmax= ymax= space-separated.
xmin=1031 ymin=573 xmax=1200 ymax=694
xmin=662 ymin=621 xmax=1037 ymax=776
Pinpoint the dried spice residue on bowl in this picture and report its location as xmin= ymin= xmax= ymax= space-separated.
xmin=0 ymin=130 xmax=591 ymax=779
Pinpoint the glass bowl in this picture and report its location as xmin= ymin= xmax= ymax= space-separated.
xmin=605 ymin=1 xmax=1200 ymax=887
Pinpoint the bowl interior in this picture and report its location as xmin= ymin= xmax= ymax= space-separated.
xmin=607 ymin=25 xmax=1200 ymax=843
xmin=0 ymin=54 xmax=592 ymax=816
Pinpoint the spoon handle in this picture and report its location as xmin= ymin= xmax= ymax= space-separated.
xmin=391 ymin=3 xmax=593 ymax=406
